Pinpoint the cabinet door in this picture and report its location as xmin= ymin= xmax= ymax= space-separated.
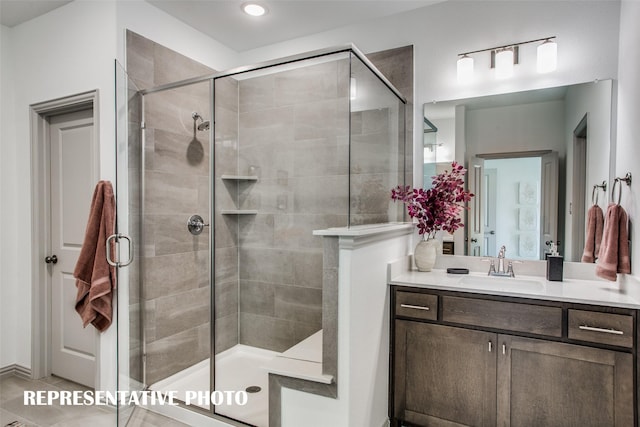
xmin=394 ymin=321 xmax=497 ymax=426
xmin=498 ymin=335 xmax=634 ymax=426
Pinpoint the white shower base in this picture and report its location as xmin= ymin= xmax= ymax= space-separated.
xmin=150 ymin=345 xmax=277 ymax=427
xmin=149 ymin=331 xmax=325 ymax=427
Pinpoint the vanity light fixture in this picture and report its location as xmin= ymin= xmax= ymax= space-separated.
xmin=494 ymin=48 xmax=515 ymax=79
xmin=242 ymin=2 xmax=267 ymax=17
xmin=456 ymin=54 xmax=474 ymax=84
xmin=457 ymin=36 xmax=557 ymax=82
xmin=537 ymin=38 xmax=558 ymax=73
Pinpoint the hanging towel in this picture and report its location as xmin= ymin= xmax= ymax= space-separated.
xmin=581 ymin=204 xmax=604 ymax=263
xmin=74 ymin=180 xmax=116 ymax=332
xmin=596 ymin=203 xmax=631 ymax=281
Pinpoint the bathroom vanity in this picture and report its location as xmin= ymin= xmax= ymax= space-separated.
xmin=389 ymin=269 xmax=639 ymax=426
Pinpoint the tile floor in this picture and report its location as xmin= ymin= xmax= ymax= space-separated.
xmin=0 ymin=374 xmax=188 ymax=427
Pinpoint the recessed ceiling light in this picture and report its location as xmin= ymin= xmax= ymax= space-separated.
xmin=242 ymin=2 xmax=267 ymax=17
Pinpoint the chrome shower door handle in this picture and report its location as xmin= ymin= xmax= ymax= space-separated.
xmin=106 ymin=233 xmax=134 ymax=268
xmin=187 ymin=214 xmax=209 ymax=235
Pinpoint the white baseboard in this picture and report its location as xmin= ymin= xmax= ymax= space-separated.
xmin=0 ymin=364 xmax=31 ymax=380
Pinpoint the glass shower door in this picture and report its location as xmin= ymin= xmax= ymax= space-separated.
xmin=115 ymin=60 xmax=144 ymax=426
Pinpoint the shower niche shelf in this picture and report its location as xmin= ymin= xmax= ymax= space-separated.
xmin=220 ymin=175 xmax=258 ymax=214
xmin=221 ymin=209 xmax=258 ymax=215
xmin=221 ymin=175 xmax=259 ymax=181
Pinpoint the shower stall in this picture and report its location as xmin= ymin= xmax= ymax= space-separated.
xmin=115 ymin=44 xmax=407 ymax=426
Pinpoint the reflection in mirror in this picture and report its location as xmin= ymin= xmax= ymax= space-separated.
xmin=423 ymin=80 xmax=613 ymax=262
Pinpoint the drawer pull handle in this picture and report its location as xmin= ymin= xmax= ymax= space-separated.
xmin=400 ymin=304 xmax=430 ymax=311
xmin=578 ymin=325 xmax=624 ymax=335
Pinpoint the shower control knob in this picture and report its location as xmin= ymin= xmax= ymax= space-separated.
xmin=45 ymin=255 xmax=58 ymax=264
xmin=187 ymin=214 xmax=209 ymax=235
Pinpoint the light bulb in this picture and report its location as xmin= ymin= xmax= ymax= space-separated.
xmin=457 ymin=55 xmax=474 ymax=84
xmin=242 ymin=3 xmax=266 ymax=17
xmin=537 ymin=39 xmax=557 ymax=73
xmin=495 ymin=48 xmax=514 ymax=79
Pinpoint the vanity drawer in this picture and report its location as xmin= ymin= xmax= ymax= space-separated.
xmin=395 ymin=292 xmax=438 ymax=321
xmin=442 ymin=296 xmax=562 ymax=337
xmin=568 ymin=310 xmax=633 ymax=348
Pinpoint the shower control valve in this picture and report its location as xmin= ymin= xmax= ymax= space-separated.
xmin=187 ymin=214 xmax=209 ymax=235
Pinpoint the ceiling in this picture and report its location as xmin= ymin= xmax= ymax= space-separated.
xmin=1 ymin=0 xmax=442 ymax=52
xmin=0 ymin=1 xmax=72 ymax=27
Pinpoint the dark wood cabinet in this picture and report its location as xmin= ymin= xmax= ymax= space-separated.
xmin=394 ymin=321 xmax=496 ymax=426
xmin=390 ymin=286 xmax=637 ymax=427
xmin=498 ymin=334 xmax=633 ymax=427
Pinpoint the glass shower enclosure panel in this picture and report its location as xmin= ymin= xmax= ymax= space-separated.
xmin=115 ymin=60 xmax=143 ymax=426
xmin=117 ymin=44 xmax=407 ymax=427
xmin=212 ymin=52 xmax=351 ymax=426
xmin=349 ymin=53 xmax=406 ymax=225
xmin=140 ymin=80 xmax=213 ymax=407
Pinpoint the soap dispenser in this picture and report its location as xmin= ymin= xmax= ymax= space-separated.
xmin=546 ymin=241 xmax=563 ymax=282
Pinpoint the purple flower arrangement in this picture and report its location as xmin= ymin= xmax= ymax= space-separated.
xmin=391 ymin=162 xmax=474 ymax=239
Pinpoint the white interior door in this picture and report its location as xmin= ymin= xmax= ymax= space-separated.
xmin=49 ymin=109 xmax=97 ymax=387
xmin=540 ymin=151 xmax=559 ymax=258
xmin=483 ymin=168 xmax=497 ymax=257
xmin=467 ymin=157 xmax=485 ymax=256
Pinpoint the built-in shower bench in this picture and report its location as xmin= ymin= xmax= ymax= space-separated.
xmin=262 ymin=330 xmax=332 ymax=384
xmin=268 ymin=223 xmax=414 ymax=427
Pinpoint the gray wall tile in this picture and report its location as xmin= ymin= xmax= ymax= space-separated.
xmin=239 ymin=313 xmax=295 ymax=352
xmin=274 ymin=285 xmax=322 ymax=326
xmin=215 ymin=313 xmax=239 ymax=354
xmin=239 ymin=280 xmax=275 ymax=317
xmin=145 ymin=323 xmax=209 ymax=385
xmin=154 ymin=287 xmax=210 ymax=340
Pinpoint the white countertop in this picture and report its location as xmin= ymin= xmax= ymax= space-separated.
xmin=390 ymin=269 xmax=640 ymax=310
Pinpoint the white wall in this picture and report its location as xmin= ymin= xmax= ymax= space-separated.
xmin=115 ymin=0 xmax=238 ymax=71
xmin=0 ymin=0 xmax=241 ymax=392
xmin=465 ymin=100 xmax=566 ymax=157
xmin=1 ymin=1 xmax=117 ymax=385
xmin=238 ymin=0 xmax=620 ymax=187
xmin=616 ymin=0 xmax=640 ymax=276
xmin=0 ymin=24 xmax=16 ymax=369
xmin=563 ymin=80 xmax=613 ymax=261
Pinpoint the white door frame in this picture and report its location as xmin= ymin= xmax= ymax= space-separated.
xmin=30 ymin=90 xmax=100 ymax=381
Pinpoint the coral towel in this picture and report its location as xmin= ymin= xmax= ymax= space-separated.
xmin=596 ymin=203 xmax=631 ymax=281
xmin=74 ymin=181 xmax=116 ymax=332
xmin=581 ymin=204 xmax=604 ymax=263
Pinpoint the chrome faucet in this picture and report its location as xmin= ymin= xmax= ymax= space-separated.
xmin=488 ymin=245 xmax=516 ymax=277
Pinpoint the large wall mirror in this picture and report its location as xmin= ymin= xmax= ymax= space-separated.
xmin=423 ymin=80 xmax=613 ymax=262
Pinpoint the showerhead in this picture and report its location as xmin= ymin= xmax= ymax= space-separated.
xmin=192 ymin=112 xmax=210 ymax=132
xmin=197 ymin=120 xmax=210 ymax=131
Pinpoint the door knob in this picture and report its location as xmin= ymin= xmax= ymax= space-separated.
xmin=45 ymin=255 xmax=58 ymax=264
xmin=471 ymin=238 xmax=478 ymax=243
xmin=489 ymin=230 xmax=496 ymax=235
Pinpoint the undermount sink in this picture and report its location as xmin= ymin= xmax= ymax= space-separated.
xmin=457 ymin=275 xmax=545 ymax=293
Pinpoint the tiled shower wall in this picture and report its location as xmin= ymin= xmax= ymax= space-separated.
xmin=227 ymin=49 xmax=414 ymax=352
xmin=126 ymin=31 xmax=414 ymax=372
xmin=213 ymin=76 xmax=240 ymax=354
xmin=126 ymin=31 xmax=216 ymax=385
xmin=233 ymin=59 xmax=350 ymax=352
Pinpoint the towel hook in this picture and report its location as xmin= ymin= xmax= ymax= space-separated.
xmin=611 ymin=173 xmax=632 ymax=205
xmin=591 ymin=181 xmax=607 ymax=205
